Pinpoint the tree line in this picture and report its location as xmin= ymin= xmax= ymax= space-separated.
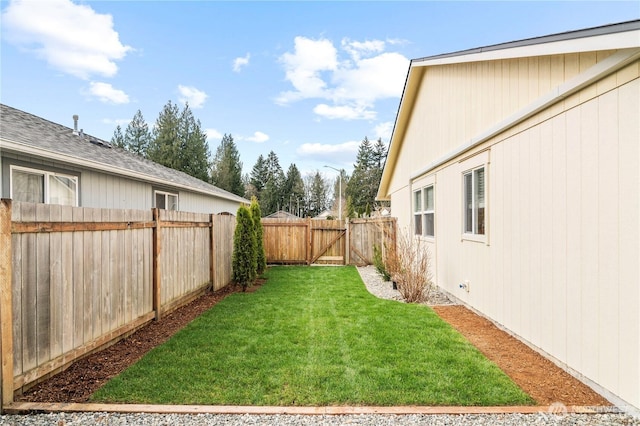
xmin=111 ymin=101 xmax=388 ymax=218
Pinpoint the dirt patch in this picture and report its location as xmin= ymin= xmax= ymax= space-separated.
xmin=18 ymin=281 xmax=609 ymax=407
xmin=432 ymin=305 xmax=611 ymax=407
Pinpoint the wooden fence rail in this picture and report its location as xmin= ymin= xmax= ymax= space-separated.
xmin=0 ymin=200 xmax=235 ymax=408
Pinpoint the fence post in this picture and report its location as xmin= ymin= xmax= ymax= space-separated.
xmin=209 ymin=214 xmax=215 ymax=291
xmin=306 ymin=217 xmax=312 ymax=265
xmin=345 ymin=219 xmax=350 ymax=265
xmin=0 ymin=199 xmax=14 ymax=412
xmin=152 ymin=208 xmax=161 ymax=320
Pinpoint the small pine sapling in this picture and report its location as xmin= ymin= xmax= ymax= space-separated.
xmin=232 ymin=205 xmax=257 ymax=291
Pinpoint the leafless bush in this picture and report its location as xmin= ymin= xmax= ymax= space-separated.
xmin=384 ymin=229 xmax=433 ymax=303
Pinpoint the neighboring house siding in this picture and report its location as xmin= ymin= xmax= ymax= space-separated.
xmin=393 ymin=57 xmax=639 ymax=410
xmin=1 ymin=149 xmax=246 ymax=214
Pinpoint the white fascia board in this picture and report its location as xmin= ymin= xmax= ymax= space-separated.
xmin=0 ymin=139 xmax=242 ymax=203
xmin=410 ymin=47 xmax=640 ymax=181
xmin=412 ymin=30 xmax=640 ymax=68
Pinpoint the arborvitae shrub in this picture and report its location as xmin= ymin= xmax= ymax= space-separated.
xmin=232 ymin=205 xmax=257 ymax=291
xmin=250 ymin=196 xmax=267 ymax=275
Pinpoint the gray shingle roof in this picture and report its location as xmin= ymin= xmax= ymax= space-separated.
xmin=0 ymin=104 xmax=249 ymax=204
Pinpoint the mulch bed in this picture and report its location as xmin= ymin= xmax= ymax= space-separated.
xmin=432 ymin=305 xmax=611 ymax=407
xmin=18 ymin=283 xmax=610 ymax=407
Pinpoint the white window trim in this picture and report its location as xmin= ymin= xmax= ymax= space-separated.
xmin=9 ymin=165 xmax=79 ymax=206
xmin=154 ymin=190 xmax=179 ymax=211
xmin=411 ymin=175 xmax=436 ymax=240
xmin=460 ymin=151 xmax=489 ymax=244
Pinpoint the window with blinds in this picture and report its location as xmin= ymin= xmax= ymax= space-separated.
xmin=11 ymin=166 xmax=78 ymax=206
xmin=463 ymin=166 xmax=485 ymax=236
xmin=413 ymin=184 xmax=435 ymax=237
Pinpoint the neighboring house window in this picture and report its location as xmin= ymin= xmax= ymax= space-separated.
xmin=413 ymin=185 xmax=435 ymax=237
xmin=155 ymin=190 xmax=178 ymax=210
xmin=463 ymin=166 xmax=485 ymax=235
xmin=10 ymin=166 xmax=78 ymax=206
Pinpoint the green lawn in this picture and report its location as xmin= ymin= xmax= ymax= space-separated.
xmin=92 ymin=266 xmax=534 ymax=406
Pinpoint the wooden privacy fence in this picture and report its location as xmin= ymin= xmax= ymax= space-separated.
xmin=261 ymin=217 xmax=397 ymax=266
xmin=0 ymin=199 xmax=235 ymax=408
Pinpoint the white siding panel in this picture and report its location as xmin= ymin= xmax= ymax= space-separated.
xmin=565 ymin=106 xmax=583 ymax=372
xmin=616 ymin=78 xmax=640 ymax=408
xmin=551 ymin=112 xmax=567 ymax=363
xmin=597 ymin=89 xmax=620 ymax=394
xmin=579 ymin=96 xmax=600 ymax=382
xmin=538 ymin=120 xmax=555 ymax=356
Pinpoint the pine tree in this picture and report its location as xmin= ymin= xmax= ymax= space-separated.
xmin=346 ymin=136 xmax=387 ymax=216
xmin=211 ymin=134 xmax=244 ymax=196
xmin=232 ymin=204 xmax=257 ymax=291
xmin=148 ymin=100 xmax=181 ymax=169
xmin=261 ymin=151 xmax=285 ymax=215
xmin=177 ymin=104 xmax=210 ymax=182
xmin=111 ymin=125 xmax=125 ymax=148
xmin=250 ymin=196 xmax=267 ymax=275
xmin=124 ymin=110 xmax=151 ymax=156
xmin=249 ymin=155 xmax=268 ymax=198
xmin=305 ymin=171 xmax=329 ymax=217
xmin=283 ymin=164 xmax=305 ymax=216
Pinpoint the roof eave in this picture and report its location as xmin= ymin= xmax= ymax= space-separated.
xmin=0 ymin=138 xmax=248 ymax=204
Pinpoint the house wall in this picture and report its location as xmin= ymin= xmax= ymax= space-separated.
xmin=390 ymin=55 xmax=639 ymax=410
xmin=0 ymin=153 xmax=241 ymax=214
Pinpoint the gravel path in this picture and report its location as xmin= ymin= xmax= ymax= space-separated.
xmin=1 ymin=411 xmax=638 ymax=425
xmin=1 ymin=267 xmax=637 ymax=425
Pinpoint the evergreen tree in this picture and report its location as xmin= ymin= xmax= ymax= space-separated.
xmin=232 ymin=205 xmax=257 ymax=291
xmin=211 ymin=134 xmax=244 ymax=195
xmin=304 ymin=171 xmax=329 ymax=217
xmin=261 ymin=151 xmax=285 ymax=214
xmin=110 ymin=125 xmax=125 ymax=148
xmin=177 ymin=104 xmax=210 ymax=182
xmin=346 ymin=136 xmax=387 ymax=216
xmin=250 ymin=197 xmax=267 ymax=275
xmin=148 ymin=100 xmax=181 ymax=169
xmin=249 ymin=155 xmax=268 ymax=198
xmin=283 ymin=164 xmax=305 ymax=215
xmin=124 ymin=109 xmax=151 ymax=156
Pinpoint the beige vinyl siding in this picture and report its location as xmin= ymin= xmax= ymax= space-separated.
xmin=389 ymin=48 xmax=639 ymax=408
xmin=387 ymin=51 xmax=619 ymax=202
xmin=417 ymin=73 xmax=639 ymax=408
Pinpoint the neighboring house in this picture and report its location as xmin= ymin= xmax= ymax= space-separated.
xmin=264 ymin=210 xmax=303 ymax=220
xmin=378 ymin=20 xmax=639 ymax=412
xmin=0 ymin=104 xmax=249 ymax=213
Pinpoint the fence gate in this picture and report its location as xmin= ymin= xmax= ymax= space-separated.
xmin=261 ymin=217 xmax=396 ymax=266
xmin=310 ymin=219 xmax=346 ymax=265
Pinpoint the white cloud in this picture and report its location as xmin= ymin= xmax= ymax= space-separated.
xmin=373 ymin=121 xmax=394 ymax=141
xmin=206 ymin=128 xmax=223 ymax=142
xmin=296 ymin=140 xmax=360 ymax=164
xmin=313 ymin=103 xmax=376 ymax=121
xmin=233 ymin=53 xmax=250 ymax=72
xmin=246 ymin=131 xmax=269 ymax=143
xmin=276 ymin=36 xmax=338 ymax=105
xmin=102 ymin=117 xmax=131 ymax=126
xmin=1 ymin=0 xmax=132 ymax=79
xmin=87 ymin=82 xmax=129 ymax=104
xmin=178 ymin=85 xmax=208 ymax=109
xmin=277 ymin=36 xmax=409 ymax=121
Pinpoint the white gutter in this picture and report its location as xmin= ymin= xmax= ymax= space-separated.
xmin=410 ymin=47 xmax=640 ymax=181
xmin=0 ymin=139 xmax=247 ymax=203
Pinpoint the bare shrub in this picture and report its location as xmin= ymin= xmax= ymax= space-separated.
xmin=384 ymin=229 xmax=433 ymax=303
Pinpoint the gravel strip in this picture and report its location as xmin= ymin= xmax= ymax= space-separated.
xmin=1 ymin=267 xmax=637 ymax=425
xmin=1 ymin=412 xmax=638 ymax=425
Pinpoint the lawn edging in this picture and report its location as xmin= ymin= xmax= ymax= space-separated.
xmin=3 ymin=401 xmax=623 ymax=416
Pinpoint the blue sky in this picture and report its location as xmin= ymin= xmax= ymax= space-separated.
xmin=1 ymin=1 xmax=638 ymax=179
